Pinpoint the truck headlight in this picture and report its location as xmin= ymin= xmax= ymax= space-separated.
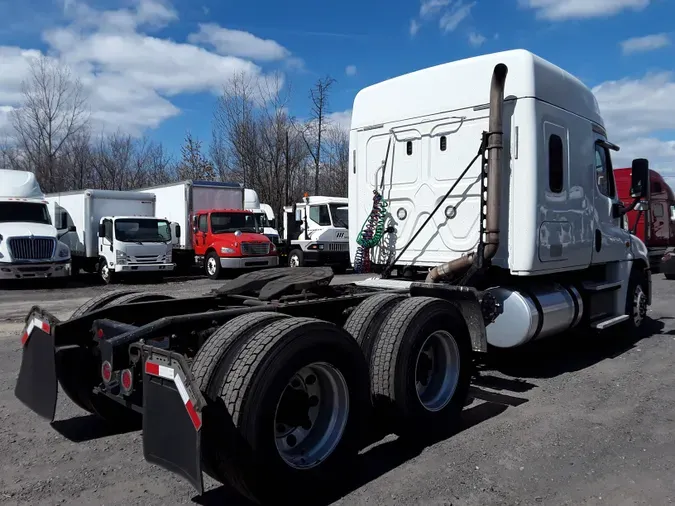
xmin=308 ymin=243 xmax=324 ymax=250
xmin=56 ymin=241 xmax=71 ymax=259
xmin=116 ymin=250 xmax=128 ymax=265
xmin=221 ymin=247 xmax=235 ymax=254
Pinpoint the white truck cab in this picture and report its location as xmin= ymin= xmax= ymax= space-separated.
xmin=350 ymin=49 xmax=651 ymax=344
xmin=244 ymin=188 xmax=280 ymax=244
xmin=282 ymin=195 xmax=350 ymax=272
xmin=0 ymin=170 xmax=71 ymax=281
xmin=47 ymin=189 xmax=174 ymax=284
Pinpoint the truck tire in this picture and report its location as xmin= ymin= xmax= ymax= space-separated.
xmin=205 ymin=251 xmax=222 ymax=280
xmin=621 ymin=266 xmax=649 ymax=332
xmin=288 ymin=249 xmax=303 ymax=268
xmin=99 ymin=259 xmax=116 ymax=285
xmin=369 ymin=296 xmax=471 ymax=437
xmin=208 ymin=317 xmax=370 ymax=504
xmin=105 ymin=292 xmax=175 ymax=308
xmin=70 ymin=290 xmax=139 ymax=319
xmin=192 ymin=312 xmax=290 ymax=479
xmin=343 ymin=293 xmax=407 ymax=360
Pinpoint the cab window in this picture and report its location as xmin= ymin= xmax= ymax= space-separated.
xmin=309 ymin=205 xmax=331 ymax=226
xmin=594 ymin=143 xmax=616 ymax=198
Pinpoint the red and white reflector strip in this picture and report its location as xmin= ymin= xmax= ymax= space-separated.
xmin=21 ymin=317 xmax=51 ymax=346
xmin=145 ymin=360 xmax=202 ymax=431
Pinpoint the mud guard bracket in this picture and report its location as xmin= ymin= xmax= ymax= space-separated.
xmin=141 ymin=345 xmax=206 ymax=495
xmin=14 ymin=308 xmax=59 ymax=422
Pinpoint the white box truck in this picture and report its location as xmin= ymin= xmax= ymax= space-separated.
xmin=46 ymin=189 xmax=174 ymax=284
xmin=0 ymin=170 xmax=71 ymax=281
xmin=139 ymin=180 xmax=247 ymax=272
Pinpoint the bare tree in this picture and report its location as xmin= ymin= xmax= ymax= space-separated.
xmin=11 ymin=55 xmax=89 ymax=192
xmin=320 ymin=124 xmax=349 ymax=197
xmin=302 ymin=76 xmax=336 ymax=195
xmin=177 ymin=132 xmax=215 ymax=181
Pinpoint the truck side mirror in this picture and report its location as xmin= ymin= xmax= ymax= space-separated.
xmin=175 ymin=224 xmax=181 ymax=239
xmin=630 ymin=158 xmax=650 ymax=199
xmin=98 ymin=223 xmax=105 ymax=238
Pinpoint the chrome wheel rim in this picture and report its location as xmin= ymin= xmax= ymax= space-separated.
xmin=633 ymin=284 xmax=647 ymax=327
xmin=415 ymin=330 xmax=460 ymax=412
xmin=289 ymin=254 xmax=300 ymax=268
xmin=207 ymin=257 xmax=217 ymax=276
xmin=101 ymin=264 xmax=110 ymax=282
xmin=274 ymin=362 xmax=349 ymax=469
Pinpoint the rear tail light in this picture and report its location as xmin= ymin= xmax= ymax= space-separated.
xmin=121 ymin=369 xmax=133 ymax=393
xmin=101 ymin=361 xmax=112 ymax=383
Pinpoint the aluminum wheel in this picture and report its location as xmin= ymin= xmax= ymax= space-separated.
xmin=274 ymin=362 xmax=349 ymax=469
xmin=289 ymin=254 xmax=300 ymax=268
xmin=100 ymin=263 xmax=110 ymax=283
xmin=415 ymin=330 xmax=460 ymax=412
xmin=206 ymin=256 xmax=218 ymax=276
xmin=632 ymin=284 xmax=647 ymax=328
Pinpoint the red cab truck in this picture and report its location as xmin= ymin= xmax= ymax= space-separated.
xmin=615 ymin=167 xmax=675 ymax=272
xmin=192 ymin=208 xmax=278 ymax=279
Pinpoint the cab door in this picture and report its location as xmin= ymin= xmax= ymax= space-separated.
xmin=192 ymin=213 xmax=208 ymax=256
xmin=590 ymin=135 xmax=630 ymax=264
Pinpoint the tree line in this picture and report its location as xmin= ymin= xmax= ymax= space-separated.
xmin=0 ymin=56 xmax=349 ymax=220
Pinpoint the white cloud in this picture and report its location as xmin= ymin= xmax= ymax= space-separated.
xmin=410 ymin=19 xmax=421 ymax=36
xmin=440 ymin=1 xmax=476 ymax=32
xmin=621 ymin=33 xmax=671 ymax=55
xmin=519 ymin=0 xmax=650 ymax=21
xmin=593 ymin=72 xmax=675 ymax=175
xmin=420 ymin=0 xmax=451 ymax=18
xmin=328 ymin=109 xmax=352 ymax=131
xmin=345 ymin=65 xmax=357 ymax=77
xmin=0 ymin=0 xmax=291 ymax=136
xmin=468 ymin=31 xmax=486 ymax=47
xmin=413 ymin=0 xmax=474 ymax=35
xmin=187 ymin=23 xmax=292 ymax=62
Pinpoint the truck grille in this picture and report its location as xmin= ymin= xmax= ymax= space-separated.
xmin=241 ymin=242 xmax=270 ymax=256
xmin=130 ymin=255 xmax=162 ymax=263
xmin=8 ymin=237 xmax=56 ymax=261
xmin=328 ymin=242 xmax=349 ymax=252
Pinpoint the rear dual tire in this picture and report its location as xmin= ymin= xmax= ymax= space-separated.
xmin=194 ymin=315 xmax=370 ymax=505
xmin=345 ymin=295 xmax=472 ymax=438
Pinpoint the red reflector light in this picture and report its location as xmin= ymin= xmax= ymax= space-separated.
xmin=97 ymin=328 xmax=104 ymax=338
xmin=121 ymin=369 xmax=133 ymax=391
xmin=101 ymin=361 xmax=112 ymax=383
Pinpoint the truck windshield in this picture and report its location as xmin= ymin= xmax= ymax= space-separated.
xmin=0 ymin=202 xmax=51 ymax=224
xmin=211 ymin=213 xmax=259 ymax=233
xmin=114 ymin=219 xmax=171 ymax=243
xmin=329 ymin=204 xmax=348 ymax=229
xmin=252 ymin=213 xmax=269 ymax=229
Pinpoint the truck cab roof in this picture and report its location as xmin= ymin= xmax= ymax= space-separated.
xmin=200 ymin=209 xmax=254 ymax=215
xmin=0 ymin=169 xmax=45 ymax=200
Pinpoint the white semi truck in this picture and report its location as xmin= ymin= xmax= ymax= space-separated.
xmin=47 ymin=189 xmax=175 ymax=284
xmin=15 ymin=50 xmax=652 ymax=505
xmin=0 ymin=170 xmax=71 ymax=281
xmin=244 ymin=188 xmax=280 ymax=244
xmin=280 ymin=194 xmax=351 ymax=272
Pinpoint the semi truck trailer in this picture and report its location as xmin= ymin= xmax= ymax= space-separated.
xmin=14 ymin=49 xmax=651 ymax=504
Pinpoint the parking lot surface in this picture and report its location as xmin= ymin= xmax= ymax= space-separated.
xmin=1 ymin=274 xmax=675 ymax=505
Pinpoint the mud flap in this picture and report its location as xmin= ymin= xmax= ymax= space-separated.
xmin=141 ymin=346 xmax=206 ymax=495
xmin=14 ymin=310 xmax=59 ymax=421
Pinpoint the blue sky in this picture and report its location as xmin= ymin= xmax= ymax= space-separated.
xmin=0 ymin=0 xmax=674 ymax=178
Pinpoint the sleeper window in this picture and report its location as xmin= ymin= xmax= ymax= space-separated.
xmin=653 ymin=204 xmax=664 ymax=218
xmin=548 ymin=134 xmax=564 ymax=193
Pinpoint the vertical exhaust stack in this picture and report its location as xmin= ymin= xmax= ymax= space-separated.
xmin=426 ymin=62 xmax=508 ymax=283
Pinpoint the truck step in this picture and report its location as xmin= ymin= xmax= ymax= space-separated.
xmin=591 ymin=314 xmax=629 ymax=330
xmin=581 ymin=280 xmax=622 ymax=293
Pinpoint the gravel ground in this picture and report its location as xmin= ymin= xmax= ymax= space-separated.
xmin=1 ymin=274 xmax=674 ymax=505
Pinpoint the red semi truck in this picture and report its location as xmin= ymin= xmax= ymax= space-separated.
xmin=615 ymin=167 xmax=675 ymax=272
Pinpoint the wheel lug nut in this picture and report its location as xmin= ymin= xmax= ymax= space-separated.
xmin=286 ymin=434 xmax=297 ymax=447
xmin=308 ymin=396 xmax=319 ymax=407
xmin=305 ymin=374 xmax=316 ymax=385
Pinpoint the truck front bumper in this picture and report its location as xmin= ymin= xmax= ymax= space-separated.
xmin=114 ymin=263 xmax=175 ymax=273
xmin=0 ymin=259 xmax=71 ymax=280
xmin=220 ymin=255 xmax=279 ymax=269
